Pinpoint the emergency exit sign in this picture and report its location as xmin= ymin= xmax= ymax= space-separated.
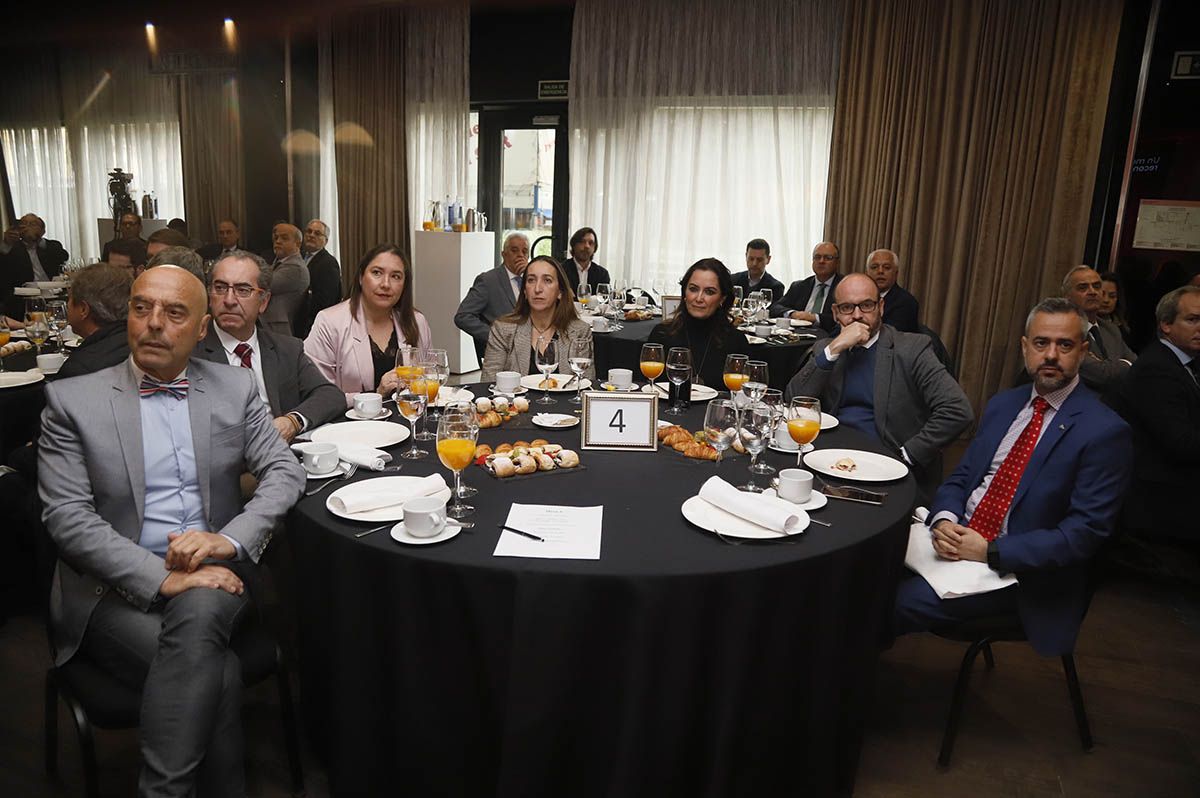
xmin=538 ymin=80 xmax=569 ymax=99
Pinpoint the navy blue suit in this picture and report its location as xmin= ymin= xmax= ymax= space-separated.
xmin=730 ymin=270 xmax=785 ymax=302
xmin=898 ymin=383 xmax=1131 ymax=656
xmin=881 ymin=284 xmax=920 ymax=333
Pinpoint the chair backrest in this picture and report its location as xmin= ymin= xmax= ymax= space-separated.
xmin=918 ymin=323 xmax=956 ymax=379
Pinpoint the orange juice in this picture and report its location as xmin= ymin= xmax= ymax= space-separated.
xmin=423 ymin=379 xmax=441 ymax=402
xmin=640 ymin=361 xmax=664 ymax=380
xmin=395 ymin=364 xmax=425 ymax=381
xmin=0 ymin=331 xmax=9 ymax=347
xmin=398 ymin=399 xmax=423 ymax=420
xmin=723 ymin=372 xmax=749 ymax=391
xmin=437 ymin=438 xmax=476 ymax=471
xmin=787 ymin=418 xmax=821 ymax=446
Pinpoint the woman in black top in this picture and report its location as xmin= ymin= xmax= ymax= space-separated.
xmin=648 ymin=258 xmax=750 ymax=388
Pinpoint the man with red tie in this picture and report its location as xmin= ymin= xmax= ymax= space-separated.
xmin=894 ymin=297 xmax=1132 ymax=656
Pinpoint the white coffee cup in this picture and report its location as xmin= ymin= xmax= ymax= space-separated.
xmin=777 ymin=468 xmax=813 ymax=503
xmin=404 ymin=494 xmax=448 ymax=538
xmin=300 ymin=443 xmax=339 ymax=475
xmin=353 ymin=392 xmax=383 ymax=417
xmin=774 ymin=317 xmax=791 ymax=330
xmin=608 ymin=368 xmax=633 ymax=389
xmin=773 ymin=421 xmax=798 ymax=449
xmin=592 ymin=316 xmax=610 ymax=332
xmin=37 ymin=352 xmax=67 ymax=373
xmin=635 ymin=294 xmax=649 ymax=309
xmin=495 ymin=371 xmax=521 ymax=393
xmin=754 ymin=323 xmax=772 ymax=338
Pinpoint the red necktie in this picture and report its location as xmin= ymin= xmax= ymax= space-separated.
xmin=234 ymin=342 xmax=253 ymax=369
xmin=966 ymin=397 xmax=1049 ymax=541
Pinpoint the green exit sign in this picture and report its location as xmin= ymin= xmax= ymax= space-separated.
xmin=538 ymin=80 xmax=569 ymax=100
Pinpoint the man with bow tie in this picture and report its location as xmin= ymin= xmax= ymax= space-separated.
xmin=38 ymin=265 xmax=305 ymax=795
xmin=894 ymin=297 xmax=1132 ymax=657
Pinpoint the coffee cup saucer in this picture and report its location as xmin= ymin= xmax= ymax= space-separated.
xmin=389 ymin=520 xmax=459 ymax=545
xmin=345 ymin=407 xmax=392 ymax=421
xmin=762 ymin=487 xmax=827 ymax=511
xmin=304 ymin=464 xmax=342 ymax=480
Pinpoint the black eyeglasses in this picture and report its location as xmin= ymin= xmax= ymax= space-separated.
xmin=813 ymin=254 xmax=839 ymax=262
xmin=832 ymin=299 xmax=879 ymax=315
xmin=210 ymin=282 xmax=261 ymax=299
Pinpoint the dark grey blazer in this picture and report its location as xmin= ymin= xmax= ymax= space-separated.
xmin=455 ymin=265 xmax=522 ymax=344
xmin=261 ymin=253 xmax=310 ymax=337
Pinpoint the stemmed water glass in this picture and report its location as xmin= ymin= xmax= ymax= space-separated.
xmin=46 ymin=300 xmax=68 ymax=350
xmin=567 ymin=336 xmax=592 ymax=405
xmin=741 ymin=360 xmax=769 ymax=404
xmin=444 ymin=400 xmax=479 ymax=498
xmin=665 ymin=347 xmax=692 ymax=416
xmin=416 ymin=348 xmax=448 ymax=440
xmin=595 ymin=282 xmax=611 ymax=313
xmin=787 ymin=396 xmax=822 ymax=465
xmin=535 ymin=342 xmax=559 ymax=405
xmin=732 ymin=285 xmax=744 ymax=319
xmin=437 ymin=407 xmax=479 ymax=518
xmin=25 ymin=297 xmax=49 ymax=356
xmin=703 ymin=397 xmax=738 ymax=467
xmin=738 ymin=402 xmax=773 ymax=492
xmin=747 ymin=291 xmax=763 ymax=323
xmin=395 ymin=388 xmax=428 ymax=459
xmin=640 ymin=342 xmax=664 ymax=393
xmin=761 ymin=288 xmax=774 ymax=318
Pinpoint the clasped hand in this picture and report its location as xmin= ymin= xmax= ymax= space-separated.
xmin=158 ymin=531 xmax=242 ymax=598
xmin=931 ymin=520 xmax=988 ymax=562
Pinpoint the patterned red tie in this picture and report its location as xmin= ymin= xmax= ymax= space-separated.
xmin=966 ymin=397 xmax=1049 ymax=541
xmin=234 ymin=342 xmax=253 ymax=369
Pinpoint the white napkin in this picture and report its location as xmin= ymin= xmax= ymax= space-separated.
xmin=338 ymin=445 xmax=392 ymax=471
xmin=534 ymin=413 xmax=576 ymax=427
xmin=328 ymin=473 xmax=447 ymax=515
xmin=904 ymin=517 xmax=1018 ymax=599
xmin=698 ymin=476 xmax=800 ymax=534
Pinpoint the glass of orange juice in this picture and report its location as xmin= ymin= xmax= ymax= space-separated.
xmin=723 ymin=353 xmax=748 ymax=393
xmin=639 ymin=342 xmax=664 ymax=393
xmin=787 ymin=396 xmax=822 ymax=465
xmin=437 ymin=407 xmax=479 ymax=518
xmin=0 ymin=315 xmax=9 ymax=372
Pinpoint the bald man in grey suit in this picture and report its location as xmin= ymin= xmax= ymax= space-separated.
xmin=39 ymin=266 xmax=304 ymax=796
xmin=454 ymin=232 xmax=529 ymax=361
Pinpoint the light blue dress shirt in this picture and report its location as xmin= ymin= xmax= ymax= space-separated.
xmin=138 ymin=374 xmax=209 ymax=555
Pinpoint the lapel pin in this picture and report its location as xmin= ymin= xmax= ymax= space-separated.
xmin=1059 ymin=423 xmax=1066 ymax=430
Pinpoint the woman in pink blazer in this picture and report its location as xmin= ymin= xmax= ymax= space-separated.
xmin=304 ymin=244 xmax=432 ymax=405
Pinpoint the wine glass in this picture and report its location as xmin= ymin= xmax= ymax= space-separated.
xmin=595 ymin=282 xmax=610 ymax=311
xmin=787 ymin=396 xmax=822 ymax=465
xmin=394 ymin=346 xmax=425 ymax=391
xmin=747 ymin=291 xmax=763 ymax=323
xmin=567 ymin=336 xmax=592 ymax=405
xmin=640 ymin=342 xmax=664 ymax=393
xmin=703 ymin=398 xmax=738 ymax=467
xmin=741 ymin=360 xmax=769 ymax=404
xmin=723 ymin=354 xmax=748 ymax=394
xmin=445 ymin=401 xmax=479 ymax=498
xmin=415 ymin=348 xmax=448 ymax=440
xmin=577 ymin=281 xmax=591 ymax=304
xmin=534 ymin=340 xmax=559 ymax=405
xmin=738 ymin=402 xmax=773 ymax=491
xmin=732 ymin=285 xmax=744 ymax=317
xmin=395 ymin=389 xmax=429 ymax=459
xmin=665 ymin=347 xmax=692 ymax=416
xmin=0 ymin=316 xmax=9 ymax=373
xmin=437 ymin=408 xmax=479 ymax=518
xmin=761 ymin=287 xmax=774 ymax=317
xmin=46 ymin=300 xmax=68 ymax=350
xmin=25 ymin=301 xmax=49 ymax=356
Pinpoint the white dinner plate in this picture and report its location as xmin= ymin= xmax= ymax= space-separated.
xmin=746 ymin=335 xmax=768 ymax=345
xmin=344 ymin=407 xmax=392 ymax=421
xmin=520 ymin=373 xmax=591 ymax=392
xmin=327 ymin=476 xmax=454 ymax=522
xmin=790 ymin=318 xmax=813 ymax=327
xmin=0 ymin=369 xmax=45 ymax=389
xmin=820 ymin=413 xmax=839 ymax=430
xmin=643 ymin=382 xmax=719 ymax=401
xmin=311 ymin=419 xmax=410 ymax=449
xmin=435 ymin=386 xmax=475 ymax=407
xmin=390 ymin=520 xmax=460 ymax=546
xmin=804 ymin=448 xmax=908 ymax=482
xmin=763 ymin=487 xmax=828 ymax=511
xmin=532 ymin=413 xmax=580 ymax=429
xmin=680 ymin=494 xmax=809 ymax=540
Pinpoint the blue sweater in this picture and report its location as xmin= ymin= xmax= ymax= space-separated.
xmin=817 ymin=344 xmax=878 ymax=441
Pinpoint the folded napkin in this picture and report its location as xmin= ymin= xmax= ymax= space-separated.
xmin=328 ymin=473 xmax=447 ymax=515
xmin=904 ymin=517 xmax=1017 ymax=599
xmin=698 ymin=475 xmax=800 ymax=534
xmin=534 ymin=413 xmax=577 ymax=427
xmin=338 ymin=445 xmax=392 ymax=471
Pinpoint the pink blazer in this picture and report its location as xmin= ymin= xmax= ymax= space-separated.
xmin=303 ymin=299 xmax=432 ymax=405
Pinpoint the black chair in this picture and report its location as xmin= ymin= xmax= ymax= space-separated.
xmin=917 ymin=323 xmax=955 ymax=379
xmin=44 ymin=604 xmax=305 ymax=797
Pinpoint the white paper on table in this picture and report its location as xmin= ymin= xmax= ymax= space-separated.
xmin=905 ymin=522 xmax=1017 ymax=599
xmin=493 ymin=503 xmax=603 ymax=560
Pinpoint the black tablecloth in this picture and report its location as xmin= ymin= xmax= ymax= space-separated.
xmin=0 ymin=346 xmax=47 ymax=461
xmin=592 ymin=318 xmax=815 ymax=391
xmin=290 ymin=385 xmax=915 ymax=797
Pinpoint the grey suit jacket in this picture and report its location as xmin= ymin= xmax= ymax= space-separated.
xmin=195 ymin=325 xmax=345 ymax=429
xmin=481 ymin=317 xmax=595 ymax=382
xmin=785 ymin=325 xmax=973 ymax=492
xmin=262 ymin=253 xmax=310 ymax=337
xmin=1080 ymin=317 xmax=1136 ymax=392
xmin=455 ymin=265 xmax=521 ymax=343
xmin=38 ymin=358 xmax=306 ymax=664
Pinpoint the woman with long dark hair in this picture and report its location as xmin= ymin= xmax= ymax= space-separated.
xmin=304 ymin=243 xmax=432 ymax=404
xmin=647 ymin=258 xmax=750 ymax=388
xmin=1098 ymin=271 xmax=1133 ymax=347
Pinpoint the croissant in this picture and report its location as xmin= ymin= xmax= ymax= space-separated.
xmin=683 ymin=442 xmax=719 ymax=461
xmin=480 ymin=410 xmax=503 ymax=428
xmin=663 ymin=429 xmax=693 ymax=447
xmin=657 ymin=425 xmax=686 ymax=441
xmin=535 ymin=454 xmax=555 ymax=471
xmin=555 ymin=449 xmax=580 ymax=468
xmin=492 ymin=456 xmax=516 ymax=478
xmin=514 ymin=455 xmax=537 ymax=475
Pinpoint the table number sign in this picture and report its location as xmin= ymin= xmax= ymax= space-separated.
xmin=661 ymin=294 xmax=682 ymax=318
xmin=580 ymin=391 xmax=658 ymax=451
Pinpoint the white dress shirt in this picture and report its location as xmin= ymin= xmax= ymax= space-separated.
xmin=214 ymin=325 xmax=269 ymax=405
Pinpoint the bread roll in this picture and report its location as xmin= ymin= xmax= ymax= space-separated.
xmin=493 ymin=397 xmax=510 ymax=413
xmin=495 ymin=443 xmax=513 ymax=454
xmin=513 ymin=440 xmax=530 ymax=449
xmin=530 ymin=438 xmax=549 ymax=447
xmin=513 ymin=396 xmax=530 ymax=412
xmin=474 ymin=444 xmax=493 ymax=459
xmin=514 ymin=455 xmax=537 ymax=475
xmin=475 ymin=397 xmax=493 ymax=413
xmin=535 ymin=453 xmax=555 ymax=471
xmin=555 ymin=449 xmax=580 ymax=468
xmin=541 ymin=443 xmax=563 ymax=455
xmin=492 ymin=456 xmax=516 ymax=478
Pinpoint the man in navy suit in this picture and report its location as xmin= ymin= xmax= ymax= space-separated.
xmin=894 ymin=297 xmax=1132 ymax=656
xmin=866 ymin=248 xmax=920 ymax=333
xmin=770 ymin=241 xmax=842 ymax=332
xmin=730 ymin=238 xmax=785 ymax=301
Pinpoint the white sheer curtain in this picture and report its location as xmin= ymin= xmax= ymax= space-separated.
xmin=569 ymin=0 xmax=841 ymax=289
xmin=1 ymin=126 xmax=82 ymax=258
xmin=318 ymin=21 xmax=341 ymax=266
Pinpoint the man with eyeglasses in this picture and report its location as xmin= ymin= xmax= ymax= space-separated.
xmin=785 ymin=273 xmax=972 ymax=496
xmin=770 ymin=241 xmax=843 ymax=331
xmin=195 ymin=250 xmax=344 ymax=443
xmin=298 ymin=218 xmax=342 ymax=338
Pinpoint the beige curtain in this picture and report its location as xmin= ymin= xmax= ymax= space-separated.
xmin=824 ymin=0 xmax=1123 ymax=412
xmin=332 ymin=7 xmax=410 ymax=288
xmin=179 ymin=74 xmax=245 ymax=245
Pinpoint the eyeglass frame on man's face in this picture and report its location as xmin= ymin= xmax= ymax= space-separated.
xmin=832 ymin=299 xmax=879 ymax=316
xmin=209 ymin=281 xmax=264 ymax=299
xmin=812 ymin=253 xmax=838 ymax=262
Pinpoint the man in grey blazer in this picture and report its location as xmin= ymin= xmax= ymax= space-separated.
xmin=261 ymin=223 xmax=310 ymax=337
xmin=454 ymin=232 xmax=530 ymax=361
xmin=786 ymin=273 xmax=973 ymax=496
xmin=38 ymin=265 xmax=305 ymax=795
xmin=195 ymin=250 xmax=345 ymax=442
xmin=1062 ymin=265 xmax=1136 ymax=393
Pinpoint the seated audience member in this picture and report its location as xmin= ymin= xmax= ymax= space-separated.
xmin=39 ymin=264 xmax=305 ymax=794
xmin=105 ymin=236 xmax=148 ymax=275
xmin=562 ymin=226 xmax=611 ymax=300
xmin=894 ymin=298 xmax=1131 ymax=657
xmin=1098 ymin=271 xmax=1133 ymax=347
xmin=1062 ymin=265 xmax=1135 ymax=393
xmin=196 ymin=250 xmax=345 ymax=442
xmin=730 ymin=238 xmax=786 ymax=300
xmin=647 ymin=258 xmax=750 ymax=389
xmin=305 ymin=244 xmax=432 ymax=405
xmin=785 ymin=273 xmax=971 ymax=495
xmin=55 ymin=263 xmax=133 ymax=380
xmin=197 ymin=219 xmax=242 ymax=262
xmin=262 ymin=223 xmax=310 ymax=337
xmin=166 ymin=218 xmax=202 ymax=251
xmin=770 ymin=241 xmax=842 ymax=331
xmin=456 ymin=232 xmax=531 ymax=361
xmin=101 ymin=211 xmax=147 ymax=261
xmin=1117 ymin=286 xmax=1200 ymax=546
xmin=146 ymin=227 xmax=190 ymax=260
xmin=865 ymin=248 xmax=920 ymax=333
xmin=1 ymin=213 xmax=70 ymax=319
xmin=146 ymin=245 xmax=205 ymax=282
xmin=481 ymin=255 xmax=594 ymax=382
xmin=298 ymin=218 xmax=342 ymax=339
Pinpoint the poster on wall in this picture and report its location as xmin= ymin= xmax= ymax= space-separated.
xmin=1132 ymin=199 xmax=1200 ymax=252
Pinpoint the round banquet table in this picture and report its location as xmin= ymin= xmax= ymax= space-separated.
xmin=591 ymin=317 xmax=816 ymax=391
xmin=289 ymin=384 xmax=916 ymax=797
xmin=0 ymin=344 xmax=48 ymax=461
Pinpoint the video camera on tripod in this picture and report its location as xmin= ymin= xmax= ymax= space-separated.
xmin=107 ymin=168 xmax=136 ymax=230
